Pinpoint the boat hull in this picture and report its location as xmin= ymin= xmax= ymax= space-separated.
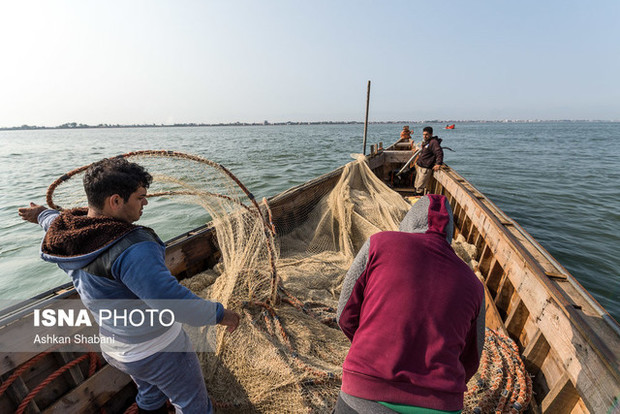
xmin=1 ymin=145 xmax=618 ymax=413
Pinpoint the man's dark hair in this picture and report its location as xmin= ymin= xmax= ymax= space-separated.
xmin=83 ymin=157 xmax=152 ymax=209
xmin=423 ymin=126 xmax=433 ymax=135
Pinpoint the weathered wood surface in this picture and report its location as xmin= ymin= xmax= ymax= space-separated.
xmin=165 ymin=228 xmax=219 ymax=279
xmin=483 ymin=284 xmax=507 ymax=334
xmin=41 ymin=365 xmax=132 ymax=413
xmin=431 ymin=166 xmax=620 ymax=413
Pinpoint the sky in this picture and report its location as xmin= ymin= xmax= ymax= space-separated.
xmin=1 ymin=0 xmax=619 ymax=127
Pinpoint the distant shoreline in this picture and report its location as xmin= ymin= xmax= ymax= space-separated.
xmin=1 ymin=119 xmax=616 ymax=131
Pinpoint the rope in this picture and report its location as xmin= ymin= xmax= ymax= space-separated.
xmin=0 ymin=352 xmax=51 ymax=398
xmin=149 ymin=190 xmax=258 ymax=217
xmin=261 ymin=197 xmax=277 ymax=235
xmin=0 ymin=350 xmax=102 ymax=414
xmin=14 ymin=352 xmax=99 ymax=414
xmin=465 ymin=329 xmax=532 ymax=413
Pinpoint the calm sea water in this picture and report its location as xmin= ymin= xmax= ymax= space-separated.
xmin=0 ymin=122 xmax=618 ymax=321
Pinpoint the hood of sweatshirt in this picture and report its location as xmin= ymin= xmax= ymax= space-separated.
xmin=398 ymin=194 xmax=454 ymax=243
xmin=40 ymin=208 xmax=142 ymax=270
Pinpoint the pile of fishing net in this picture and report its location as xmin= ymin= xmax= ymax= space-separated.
xmin=175 ymin=155 xmax=533 ymax=413
xmin=181 ymin=155 xmax=407 ymax=412
xmin=49 ymin=151 xmax=532 ymax=413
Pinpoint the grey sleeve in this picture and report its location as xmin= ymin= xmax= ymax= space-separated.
xmin=336 ymin=238 xmax=370 ymax=323
xmin=38 ymin=209 xmax=60 ymax=232
xmin=477 ymin=293 xmax=486 ymax=358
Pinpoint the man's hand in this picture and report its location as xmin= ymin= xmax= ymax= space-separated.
xmin=219 ymin=309 xmax=240 ymax=333
xmin=433 ymin=164 xmax=443 ymax=171
xmin=18 ymin=203 xmax=47 ymax=224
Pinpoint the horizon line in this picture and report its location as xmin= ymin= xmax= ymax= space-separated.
xmin=1 ymin=119 xmax=618 ymax=131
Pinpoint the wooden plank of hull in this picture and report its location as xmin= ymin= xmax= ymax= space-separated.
xmin=2 ymin=376 xmax=41 ymax=413
xmin=1 ymin=352 xmax=38 ymax=380
xmin=41 ymin=365 xmax=132 ymax=413
xmin=431 ymin=167 xmax=620 ymax=413
xmin=165 ymin=228 xmax=219 ymax=279
xmin=522 ymin=330 xmax=550 ymax=376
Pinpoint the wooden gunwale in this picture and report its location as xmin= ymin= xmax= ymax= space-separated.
xmin=423 ymin=164 xmax=620 ymax=413
xmin=0 ymin=283 xmax=76 ymax=328
xmin=434 ymin=166 xmax=619 ymax=357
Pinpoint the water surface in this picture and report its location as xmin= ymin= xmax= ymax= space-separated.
xmin=1 ymin=122 xmax=618 ymax=321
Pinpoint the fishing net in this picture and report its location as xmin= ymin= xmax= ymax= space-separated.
xmin=177 ymin=156 xmax=532 ymax=413
xmin=181 ymin=156 xmax=411 ymax=413
xmin=46 ymin=150 xmax=279 ymax=306
xmin=48 ymin=151 xmax=532 ymax=413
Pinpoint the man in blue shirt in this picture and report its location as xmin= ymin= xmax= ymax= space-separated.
xmin=19 ymin=157 xmax=239 ymax=414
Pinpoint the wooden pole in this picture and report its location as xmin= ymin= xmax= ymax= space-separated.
xmin=362 ymin=80 xmax=371 ymax=155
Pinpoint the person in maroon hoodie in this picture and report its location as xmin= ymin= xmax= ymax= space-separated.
xmin=335 ymin=194 xmax=485 ymax=414
xmin=414 ymin=127 xmax=444 ymax=196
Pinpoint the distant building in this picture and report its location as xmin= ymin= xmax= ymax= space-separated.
xmin=264 ymin=120 xmax=270 ymax=125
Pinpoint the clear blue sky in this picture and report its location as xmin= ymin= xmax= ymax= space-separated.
xmin=1 ymin=0 xmax=618 ymax=127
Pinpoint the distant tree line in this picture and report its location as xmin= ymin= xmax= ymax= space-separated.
xmin=0 ymin=119 xmax=609 ymax=131
xmin=0 ymin=120 xmax=368 ymax=131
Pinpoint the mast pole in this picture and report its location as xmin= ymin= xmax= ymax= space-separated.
xmin=362 ymin=80 xmax=371 ymax=155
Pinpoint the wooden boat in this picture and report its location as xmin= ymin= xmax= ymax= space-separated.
xmin=1 ymin=141 xmax=618 ymax=413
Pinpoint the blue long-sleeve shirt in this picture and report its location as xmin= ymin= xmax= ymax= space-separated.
xmin=38 ymin=209 xmax=223 ymax=343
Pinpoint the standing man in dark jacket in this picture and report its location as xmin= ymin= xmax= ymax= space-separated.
xmin=414 ymin=126 xmax=444 ymax=195
xmin=335 ymin=195 xmax=485 ymax=413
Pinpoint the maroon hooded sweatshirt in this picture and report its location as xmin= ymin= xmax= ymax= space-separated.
xmin=337 ymin=195 xmax=484 ymax=411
